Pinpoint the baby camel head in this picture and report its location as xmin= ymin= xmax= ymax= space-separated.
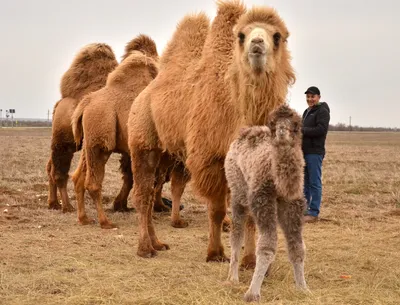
xmin=268 ymin=104 xmax=302 ymax=145
xmin=234 ymin=6 xmax=292 ymax=76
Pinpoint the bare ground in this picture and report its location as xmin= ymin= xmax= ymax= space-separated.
xmin=0 ymin=128 xmax=399 ymax=304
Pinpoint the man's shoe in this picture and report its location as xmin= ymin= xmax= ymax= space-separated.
xmin=304 ymin=215 xmax=318 ymax=223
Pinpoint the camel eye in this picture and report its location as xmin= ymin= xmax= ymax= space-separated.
xmin=238 ymin=32 xmax=245 ymax=44
xmin=273 ymin=32 xmax=281 ymax=47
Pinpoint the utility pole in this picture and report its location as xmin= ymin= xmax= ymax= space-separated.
xmin=47 ymin=109 xmax=50 ymax=122
xmin=0 ymin=109 xmax=2 ymax=128
xmin=349 ymin=116 xmax=352 ymax=131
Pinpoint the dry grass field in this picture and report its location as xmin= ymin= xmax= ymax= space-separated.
xmin=1 ymin=127 xmax=399 ymax=304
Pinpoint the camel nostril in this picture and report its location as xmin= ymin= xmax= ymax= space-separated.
xmin=251 ymin=37 xmax=264 ymax=44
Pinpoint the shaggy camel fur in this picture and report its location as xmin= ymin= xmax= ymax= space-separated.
xmin=71 ymin=35 xmax=161 ymax=229
xmin=127 ymin=1 xmax=295 ymax=261
xmin=128 ymin=12 xmax=210 ymax=257
xmin=225 ymin=105 xmax=308 ymax=302
xmin=46 ymin=43 xmax=118 ymax=213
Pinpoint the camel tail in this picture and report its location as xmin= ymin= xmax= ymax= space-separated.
xmin=71 ymin=97 xmax=91 ymax=148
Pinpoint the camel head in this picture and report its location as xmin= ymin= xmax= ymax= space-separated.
xmin=269 ymin=104 xmax=304 ymax=200
xmin=234 ymin=7 xmax=292 ymax=77
xmin=268 ymin=104 xmax=302 ymax=146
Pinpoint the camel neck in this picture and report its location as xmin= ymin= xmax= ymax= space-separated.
xmin=237 ymin=73 xmax=285 ymax=126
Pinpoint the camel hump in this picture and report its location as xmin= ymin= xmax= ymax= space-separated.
xmin=160 ymin=12 xmax=210 ymax=68
xmin=215 ymin=0 xmax=246 ymax=23
xmin=60 ymin=43 xmax=118 ymax=100
xmin=121 ymin=34 xmax=158 ymax=61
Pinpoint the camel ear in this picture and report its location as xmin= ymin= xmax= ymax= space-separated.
xmin=293 ymin=121 xmax=299 ymax=133
xmin=292 ymin=117 xmax=302 ymax=135
xmin=238 ymin=126 xmax=251 ymax=138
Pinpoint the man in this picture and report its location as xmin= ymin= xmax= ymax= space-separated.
xmin=302 ymin=86 xmax=330 ymax=223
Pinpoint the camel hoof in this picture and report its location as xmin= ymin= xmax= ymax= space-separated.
xmin=223 ymin=279 xmax=239 ymax=287
xmin=48 ymin=201 xmax=62 ymax=210
xmin=153 ymin=203 xmax=170 ymax=212
xmin=244 ymin=290 xmax=260 ymax=303
xmin=62 ymin=203 xmax=75 ymax=213
xmin=171 ymin=219 xmax=189 ymax=228
xmin=225 ymin=275 xmax=240 ymax=285
xmin=113 ymin=200 xmax=135 ymax=213
xmin=152 ymin=241 xmax=170 ymax=251
xmin=137 ymin=247 xmax=158 ymax=258
xmin=241 ymin=254 xmax=256 ymax=270
xmin=100 ymin=222 xmax=118 ymax=229
xmin=222 ymin=218 xmax=231 ymax=232
xmin=113 ymin=204 xmax=135 ymax=213
xmin=296 ymin=284 xmax=311 ymax=294
xmin=79 ymin=216 xmax=96 ymax=225
xmin=206 ymin=252 xmax=230 ymax=263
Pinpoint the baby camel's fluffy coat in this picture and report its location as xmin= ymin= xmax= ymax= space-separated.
xmin=225 ymin=105 xmax=308 ymax=302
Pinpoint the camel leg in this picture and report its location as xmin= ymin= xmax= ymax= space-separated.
xmin=131 ymin=148 xmax=165 ymax=258
xmin=277 ymin=197 xmax=308 ymax=291
xmin=146 ymin=154 xmax=171 ymax=249
xmin=152 ymin=157 xmax=173 ymax=212
xmin=153 ymin=178 xmax=169 ymax=212
xmin=72 ymin=149 xmax=94 ymax=225
xmin=170 ymin=164 xmax=189 ymax=228
xmin=51 ymin=146 xmax=75 ymax=213
xmin=244 ymin=187 xmax=278 ymax=303
xmin=85 ymin=146 xmax=115 ymax=229
xmin=147 ymin=173 xmax=170 ymax=251
xmin=206 ymin=189 xmax=229 ymax=262
xmin=227 ymin=197 xmax=248 ymax=283
xmin=187 ymin=156 xmax=228 ymax=262
xmin=113 ymin=153 xmax=134 ymax=212
xmin=241 ymin=215 xmax=257 ymax=270
xmin=46 ymin=158 xmax=60 ymax=210
xmin=222 ymin=192 xmax=231 ymax=232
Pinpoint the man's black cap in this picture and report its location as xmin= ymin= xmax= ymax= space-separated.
xmin=304 ymin=86 xmax=320 ymax=95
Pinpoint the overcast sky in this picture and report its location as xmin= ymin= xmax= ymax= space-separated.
xmin=0 ymin=0 xmax=398 ymax=127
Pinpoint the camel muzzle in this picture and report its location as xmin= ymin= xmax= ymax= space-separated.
xmin=249 ymin=43 xmax=266 ymax=56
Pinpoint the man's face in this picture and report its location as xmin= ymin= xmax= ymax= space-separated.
xmin=306 ymin=93 xmax=320 ymax=107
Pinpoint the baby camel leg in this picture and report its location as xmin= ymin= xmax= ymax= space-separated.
xmin=72 ymin=149 xmax=93 ymax=225
xmin=277 ymin=197 xmax=308 ymax=290
xmin=85 ymin=146 xmax=114 ymax=229
xmin=170 ymin=163 xmax=189 ymax=228
xmin=227 ymin=199 xmax=248 ymax=283
xmin=244 ymin=187 xmax=278 ymax=303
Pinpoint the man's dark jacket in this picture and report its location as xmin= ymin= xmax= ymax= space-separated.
xmin=302 ymin=102 xmax=330 ymax=155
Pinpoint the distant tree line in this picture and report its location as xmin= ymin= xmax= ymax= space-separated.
xmin=329 ymin=123 xmax=399 ymax=132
